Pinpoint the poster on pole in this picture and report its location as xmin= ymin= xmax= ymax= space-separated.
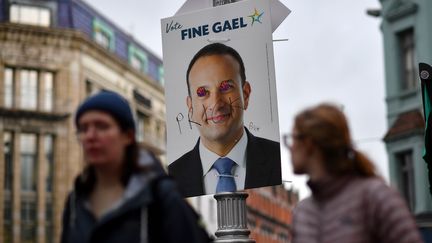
xmin=161 ymin=0 xmax=281 ymax=198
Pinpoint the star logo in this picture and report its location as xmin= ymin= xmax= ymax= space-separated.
xmin=248 ymin=8 xmax=264 ymax=26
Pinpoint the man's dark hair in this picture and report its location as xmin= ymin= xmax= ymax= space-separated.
xmin=186 ymin=42 xmax=246 ymax=96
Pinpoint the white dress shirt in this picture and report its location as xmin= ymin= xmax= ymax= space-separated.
xmin=200 ymin=128 xmax=248 ymax=195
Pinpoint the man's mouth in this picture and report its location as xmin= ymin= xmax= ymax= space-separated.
xmin=206 ymin=113 xmax=230 ymax=123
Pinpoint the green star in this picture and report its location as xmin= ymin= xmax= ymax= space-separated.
xmin=248 ymin=8 xmax=264 ymax=26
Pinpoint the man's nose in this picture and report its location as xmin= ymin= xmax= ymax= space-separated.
xmin=208 ymin=91 xmax=224 ymax=110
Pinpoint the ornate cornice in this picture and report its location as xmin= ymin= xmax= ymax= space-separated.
xmin=0 ymin=108 xmax=70 ymax=121
xmin=385 ymin=0 xmax=418 ymax=22
xmin=0 ymin=23 xmax=164 ymax=92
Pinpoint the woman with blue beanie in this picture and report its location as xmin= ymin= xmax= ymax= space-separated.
xmin=61 ymin=90 xmax=212 ymax=243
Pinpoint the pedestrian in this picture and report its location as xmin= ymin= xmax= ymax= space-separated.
xmin=286 ymin=103 xmax=423 ymax=243
xmin=61 ymin=90 xmax=212 ymax=243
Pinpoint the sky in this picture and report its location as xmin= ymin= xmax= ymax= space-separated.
xmin=87 ymin=0 xmax=387 ymax=199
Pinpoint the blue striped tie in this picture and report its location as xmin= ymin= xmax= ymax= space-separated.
xmin=213 ymin=157 xmax=237 ymax=193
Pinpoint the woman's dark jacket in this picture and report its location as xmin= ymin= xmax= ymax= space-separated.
xmin=61 ymin=151 xmax=212 ymax=243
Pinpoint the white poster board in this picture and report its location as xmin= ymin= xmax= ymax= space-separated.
xmin=162 ymin=0 xmax=281 ymax=197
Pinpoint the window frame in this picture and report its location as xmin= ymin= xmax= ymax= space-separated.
xmin=397 ymin=28 xmax=417 ymax=91
xmin=395 ymin=150 xmax=416 ymax=210
xmin=9 ymin=4 xmax=51 ymax=27
xmin=128 ymin=44 xmax=148 ymax=73
xmin=93 ymin=18 xmax=115 ymax=51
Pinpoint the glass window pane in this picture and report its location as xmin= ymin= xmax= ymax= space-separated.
xmin=131 ymin=55 xmax=143 ymax=70
xmin=45 ymin=201 xmax=53 ymax=243
xmin=21 ymin=200 xmax=36 ymax=242
xmin=4 ymin=68 xmax=13 ymax=108
xmin=43 ymin=72 xmax=53 ymax=111
xmin=39 ymin=8 xmax=50 ymax=27
xmin=9 ymin=4 xmax=51 ymax=27
xmin=158 ymin=66 xmax=164 ymax=86
xmin=4 ymin=132 xmax=13 ymax=190
xmin=20 ymin=70 xmax=38 ymax=110
xmin=399 ymin=29 xmax=416 ymax=91
xmin=396 ymin=151 xmax=415 ymax=210
xmin=20 ymin=134 xmax=37 ymax=192
xmin=137 ymin=113 xmax=145 ymax=142
xmin=95 ymin=30 xmax=110 ymax=49
xmin=10 ymin=5 xmax=19 ymax=23
xmin=4 ymin=199 xmax=12 ymax=243
xmin=20 ymin=6 xmax=38 ymax=25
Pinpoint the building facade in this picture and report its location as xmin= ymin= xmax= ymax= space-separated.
xmin=246 ymin=185 xmax=297 ymax=243
xmin=0 ymin=0 xmax=166 ymax=242
xmin=373 ymin=0 xmax=432 ymax=240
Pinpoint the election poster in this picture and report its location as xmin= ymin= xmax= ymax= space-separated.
xmin=161 ymin=0 xmax=281 ymax=197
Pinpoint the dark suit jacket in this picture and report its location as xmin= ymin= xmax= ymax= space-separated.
xmin=168 ymin=128 xmax=282 ymax=198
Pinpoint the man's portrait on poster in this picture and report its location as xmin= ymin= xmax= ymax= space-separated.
xmin=168 ymin=42 xmax=281 ymax=198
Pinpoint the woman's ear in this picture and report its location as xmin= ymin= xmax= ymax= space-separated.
xmin=303 ymin=138 xmax=316 ymax=154
xmin=124 ymin=129 xmax=135 ymax=145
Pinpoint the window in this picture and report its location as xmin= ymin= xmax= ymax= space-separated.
xmin=148 ymin=60 xmax=158 ymax=81
xmin=278 ymin=233 xmax=289 ymax=242
xmin=247 ymin=218 xmax=256 ymax=229
xmin=20 ymin=134 xmax=37 ymax=192
xmin=4 ymin=68 xmax=14 ymax=108
xmin=3 ymin=199 xmax=12 ymax=243
xmin=45 ymin=135 xmax=54 ymax=192
xmin=158 ymin=66 xmax=165 ymax=86
xmin=93 ymin=19 xmax=115 ymax=50
xmin=396 ymin=150 xmax=415 ymax=210
xmin=4 ymin=132 xmax=13 ymax=191
xmin=21 ymin=200 xmax=36 ymax=243
xmin=94 ymin=30 xmax=110 ymax=49
xmin=20 ymin=70 xmax=38 ymax=110
xmin=398 ymin=28 xmax=417 ymax=91
xmin=128 ymin=45 xmax=148 ymax=72
xmin=85 ymin=80 xmax=101 ymax=97
xmin=131 ymin=54 xmax=144 ymax=70
xmin=3 ymin=68 xmax=54 ymax=111
xmin=261 ymin=224 xmax=274 ymax=236
xmin=42 ymin=72 xmax=53 ymax=111
xmin=10 ymin=4 xmax=50 ymax=27
xmin=136 ymin=112 xmax=148 ymax=142
xmin=45 ymin=201 xmax=53 ymax=243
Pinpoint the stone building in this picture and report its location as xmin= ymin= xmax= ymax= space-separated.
xmin=0 ymin=0 xmax=166 ymax=242
xmin=370 ymin=0 xmax=432 ymax=240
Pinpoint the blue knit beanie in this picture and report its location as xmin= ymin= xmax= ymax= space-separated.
xmin=75 ymin=90 xmax=136 ymax=131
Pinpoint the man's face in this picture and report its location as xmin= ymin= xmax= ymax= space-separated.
xmin=187 ymin=54 xmax=251 ymax=146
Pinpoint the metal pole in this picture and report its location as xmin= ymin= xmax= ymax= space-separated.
xmin=213 ymin=192 xmax=255 ymax=243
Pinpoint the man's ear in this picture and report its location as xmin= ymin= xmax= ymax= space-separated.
xmin=187 ymin=96 xmax=192 ymax=111
xmin=242 ymin=81 xmax=251 ymax=110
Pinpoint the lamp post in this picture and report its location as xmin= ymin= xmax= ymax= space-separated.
xmin=213 ymin=192 xmax=255 ymax=243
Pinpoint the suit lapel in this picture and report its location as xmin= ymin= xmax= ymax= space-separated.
xmin=184 ymin=140 xmax=205 ymax=197
xmin=244 ymin=129 xmax=273 ymax=189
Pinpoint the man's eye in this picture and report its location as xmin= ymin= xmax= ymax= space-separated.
xmin=219 ymin=80 xmax=233 ymax=92
xmin=196 ymin=87 xmax=208 ymax=97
